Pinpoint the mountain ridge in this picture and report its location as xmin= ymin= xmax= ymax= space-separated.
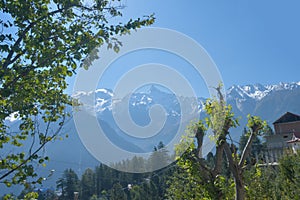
xmin=228 ymin=81 xmax=300 ymax=101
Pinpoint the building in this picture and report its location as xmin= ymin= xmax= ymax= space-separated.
xmin=264 ymin=112 xmax=300 ymax=162
xmin=287 ymin=132 xmax=300 ymax=153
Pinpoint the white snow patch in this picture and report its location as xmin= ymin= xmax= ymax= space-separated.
xmin=95 ymin=89 xmax=114 ymax=96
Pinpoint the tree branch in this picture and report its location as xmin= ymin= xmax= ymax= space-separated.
xmin=0 ymin=116 xmax=65 ymax=182
xmin=2 ymin=8 xmax=65 ymax=70
xmin=223 ymin=142 xmax=237 ymax=173
xmin=239 ymin=130 xmax=255 ymax=167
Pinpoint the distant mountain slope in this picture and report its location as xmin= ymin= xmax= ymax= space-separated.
xmin=253 ymin=87 xmax=300 ymax=122
xmin=227 ymin=82 xmax=300 ymax=125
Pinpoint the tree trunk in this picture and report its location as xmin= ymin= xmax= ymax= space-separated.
xmin=234 ymin=175 xmax=245 ymax=200
xmin=224 ymin=143 xmax=246 ymax=200
xmin=195 ymin=127 xmax=204 ymax=159
xmin=213 ymin=142 xmax=224 ymax=176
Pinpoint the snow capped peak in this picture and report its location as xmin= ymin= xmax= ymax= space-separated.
xmin=227 ymin=81 xmax=300 ymax=101
xmin=95 ymin=88 xmax=114 ymax=96
xmin=73 ymin=88 xmax=114 ymax=98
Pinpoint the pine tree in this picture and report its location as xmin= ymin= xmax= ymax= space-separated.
xmin=109 ymin=183 xmax=127 ymax=200
xmin=81 ymin=168 xmax=96 ymax=199
xmin=56 ymin=169 xmax=80 ymax=200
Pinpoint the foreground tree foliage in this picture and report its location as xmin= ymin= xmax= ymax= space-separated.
xmin=277 ymin=152 xmax=300 ymax=199
xmin=244 ymin=151 xmax=300 ymax=200
xmin=167 ymin=87 xmax=267 ymax=200
xmin=0 ymin=0 xmax=154 ymax=192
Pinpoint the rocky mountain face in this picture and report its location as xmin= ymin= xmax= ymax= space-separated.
xmin=73 ymin=85 xmax=202 ymax=152
xmin=227 ymin=82 xmax=300 ymax=125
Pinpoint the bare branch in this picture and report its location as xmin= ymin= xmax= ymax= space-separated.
xmin=239 ymin=130 xmax=255 ymax=167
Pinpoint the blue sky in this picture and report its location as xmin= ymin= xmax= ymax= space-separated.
xmin=113 ymin=0 xmax=300 ymax=89
xmin=2 ymin=1 xmax=300 ymax=95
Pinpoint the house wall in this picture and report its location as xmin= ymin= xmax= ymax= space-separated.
xmin=274 ymin=121 xmax=300 ymax=135
xmin=265 ymin=134 xmax=292 ymax=149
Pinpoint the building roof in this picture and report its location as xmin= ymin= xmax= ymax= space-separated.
xmin=273 ymin=112 xmax=300 ymax=124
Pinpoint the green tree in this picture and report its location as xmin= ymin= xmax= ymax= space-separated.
xmin=0 ymin=0 xmax=154 ymax=189
xmin=81 ymin=168 xmax=96 ymax=199
xmin=277 ymin=151 xmax=300 ymax=199
xmin=94 ymin=164 xmax=104 ymax=196
xmin=244 ymin=166 xmax=280 ymax=200
xmin=147 ymin=142 xmax=170 ymax=171
xmin=167 ymin=86 xmax=267 ymax=200
xmin=17 ymin=184 xmax=39 ymax=200
xmin=89 ymin=194 xmax=101 ymax=200
xmin=243 ymin=151 xmax=300 ymax=200
xmin=56 ymin=169 xmax=80 ymax=200
xmin=264 ymin=124 xmax=274 ymax=136
xmin=109 ymin=182 xmax=127 ymax=200
xmin=129 ymin=185 xmax=144 ymax=200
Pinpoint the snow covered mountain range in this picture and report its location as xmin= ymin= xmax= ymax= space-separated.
xmin=73 ymin=81 xmax=300 ymax=124
xmin=69 ymin=81 xmax=300 ymax=147
xmin=73 ymin=85 xmax=202 ymax=117
xmin=7 ymin=81 xmax=300 ymax=124
xmin=6 ymin=81 xmax=300 ymax=139
xmin=226 ymin=82 xmax=300 ymax=124
xmin=227 ymin=82 xmax=300 ymax=101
